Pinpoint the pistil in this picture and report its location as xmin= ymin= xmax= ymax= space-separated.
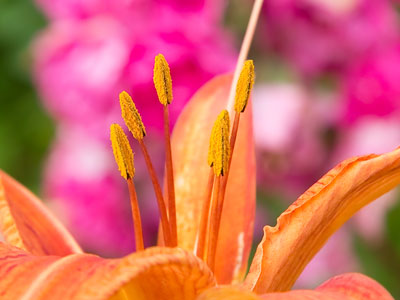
xmin=154 ymin=54 xmax=177 ymax=246
xmin=119 ymin=91 xmax=173 ymax=247
xmin=110 ymin=124 xmax=144 ymax=251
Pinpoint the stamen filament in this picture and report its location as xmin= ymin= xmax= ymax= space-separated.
xmin=196 ymin=169 xmax=215 ymax=259
xmin=163 ymin=105 xmax=177 ymax=246
xmin=127 ymin=178 xmax=144 ymax=251
xmin=138 ymin=139 xmax=173 ymax=247
xmin=206 ymin=175 xmax=221 ymax=271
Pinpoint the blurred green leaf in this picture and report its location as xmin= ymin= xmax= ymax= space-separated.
xmin=0 ymin=0 xmax=53 ymax=194
xmin=353 ymin=233 xmax=400 ymax=299
xmin=386 ymin=195 xmax=400 ymax=257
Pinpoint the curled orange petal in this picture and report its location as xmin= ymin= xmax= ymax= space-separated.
xmin=245 ymin=148 xmax=400 ymax=293
xmin=0 ymin=243 xmax=215 ymax=300
xmin=171 ymin=74 xmax=256 ymax=283
xmin=0 ymin=170 xmax=82 ymax=255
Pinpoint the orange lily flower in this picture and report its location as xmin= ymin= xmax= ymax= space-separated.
xmin=1 ymin=64 xmax=400 ymax=299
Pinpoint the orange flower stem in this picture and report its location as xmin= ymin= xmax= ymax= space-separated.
xmin=206 ymin=175 xmax=221 ymax=272
xmin=127 ymin=178 xmax=144 ymax=251
xmin=138 ymin=139 xmax=172 ymax=247
xmin=163 ymin=105 xmax=177 ymax=246
xmin=196 ymin=169 xmax=215 ymax=259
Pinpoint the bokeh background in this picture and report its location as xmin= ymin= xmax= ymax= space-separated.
xmin=1 ymin=0 xmax=400 ymax=297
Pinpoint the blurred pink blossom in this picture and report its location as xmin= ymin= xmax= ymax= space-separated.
xmin=33 ymin=1 xmax=236 ymax=141
xmin=341 ymin=43 xmax=400 ymax=123
xmin=252 ymin=83 xmax=338 ymax=196
xmin=261 ymin=0 xmax=398 ymax=77
xmin=35 ymin=0 xmax=226 ymax=23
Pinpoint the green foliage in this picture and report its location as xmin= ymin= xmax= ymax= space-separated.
xmin=0 ymin=0 xmax=54 ymax=193
xmin=386 ymin=196 xmax=400 ymax=257
xmin=353 ymin=228 xmax=400 ymax=298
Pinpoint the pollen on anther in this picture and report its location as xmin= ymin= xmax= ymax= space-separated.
xmin=110 ymin=124 xmax=135 ymax=180
xmin=119 ymin=91 xmax=146 ymax=140
xmin=153 ymin=54 xmax=173 ymax=105
xmin=234 ymin=60 xmax=255 ymax=113
xmin=208 ymin=110 xmax=230 ymax=176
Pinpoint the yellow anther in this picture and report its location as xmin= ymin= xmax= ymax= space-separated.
xmin=119 ymin=91 xmax=146 ymax=140
xmin=153 ymin=54 xmax=173 ymax=105
xmin=208 ymin=110 xmax=230 ymax=176
xmin=110 ymin=124 xmax=135 ymax=180
xmin=234 ymin=60 xmax=255 ymax=113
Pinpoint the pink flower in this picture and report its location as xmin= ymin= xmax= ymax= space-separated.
xmin=33 ymin=2 xmax=236 ymax=141
xmin=33 ymin=17 xmax=129 ymax=142
xmin=35 ymin=0 xmax=226 ymax=23
xmin=341 ymin=43 xmax=400 ymax=123
xmin=261 ymin=0 xmax=398 ymax=77
xmin=252 ymin=83 xmax=337 ymax=196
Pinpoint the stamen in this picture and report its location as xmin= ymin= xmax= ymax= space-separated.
xmin=154 ymin=54 xmax=177 ymax=246
xmin=205 ymin=61 xmax=255 ymax=266
xmin=205 ymin=111 xmax=231 ymax=272
xmin=230 ymin=61 xmax=255 ymax=165
xmin=110 ymin=124 xmax=144 ymax=251
xmin=153 ymin=54 xmax=173 ymax=105
xmin=209 ymin=110 xmax=230 ymax=176
xmin=234 ymin=60 xmax=255 ymax=113
xmin=119 ymin=92 xmax=173 ymax=247
xmin=110 ymin=124 xmax=135 ymax=180
xmin=119 ymin=91 xmax=146 ymax=140
xmin=196 ymin=169 xmax=214 ymax=259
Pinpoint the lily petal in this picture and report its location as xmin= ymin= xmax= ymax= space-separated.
xmin=0 ymin=170 xmax=82 ymax=255
xmin=0 ymin=242 xmax=215 ymax=300
xmin=315 ymin=273 xmax=394 ymax=300
xmin=198 ymin=273 xmax=393 ymax=300
xmin=262 ymin=273 xmax=394 ymax=300
xmin=245 ymin=148 xmax=400 ymax=293
xmin=171 ymin=74 xmax=256 ymax=283
xmin=196 ymin=286 xmax=261 ymax=300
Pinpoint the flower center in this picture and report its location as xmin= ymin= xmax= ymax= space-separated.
xmin=109 ymin=55 xmax=254 ymax=273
